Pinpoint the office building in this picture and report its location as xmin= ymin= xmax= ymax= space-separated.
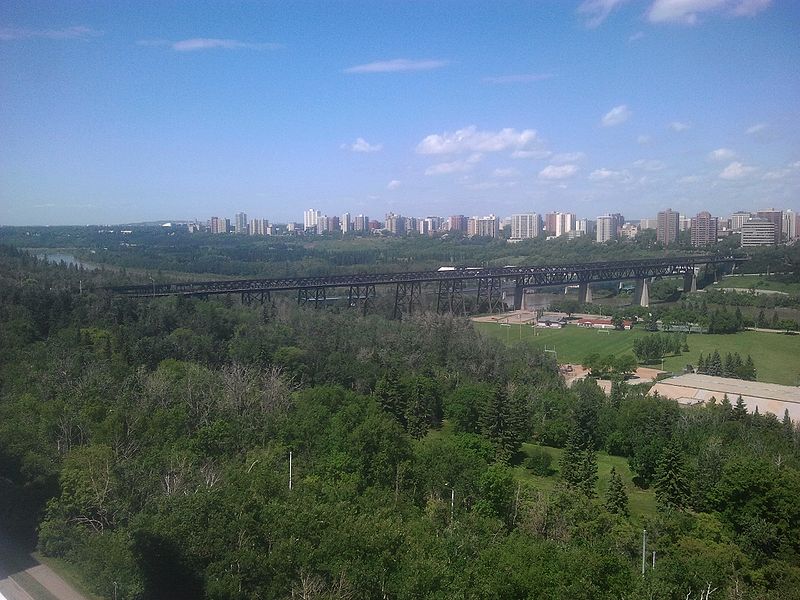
xmin=385 ymin=213 xmax=406 ymax=235
xmin=756 ymin=209 xmax=782 ymax=244
xmin=690 ymin=212 xmax=718 ymax=247
xmin=729 ymin=211 xmax=752 ymax=232
xmin=741 ymin=218 xmax=776 ymax=247
xmin=639 ymin=218 xmax=657 ymax=230
xmin=511 ymin=213 xmax=542 ymax=240
xmin=576 ymin=219 xmax=595 ymax=237
xmin=657 ymin=208 xmax=680 ymax=246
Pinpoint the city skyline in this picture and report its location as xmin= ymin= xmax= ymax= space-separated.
xmin=1 ymin=1 xmax=799 ymax=225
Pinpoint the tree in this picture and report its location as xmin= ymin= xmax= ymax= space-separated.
xmin=733 ymin=395 xmax=748 ymax=420
xmin=743 ymin=355 xmax=757 ymax=381
xmin=375 ymin=369 xmax=405 ymax=427
xmin=478 ymin=386 xmax=527 ymax=462
xmin=605 ymin=467 xmax=629 ymax=516
xmin=654 ymin=442 xmax=690 ymax=510
xmin=560 ymin=429 xmax=597 ymax=498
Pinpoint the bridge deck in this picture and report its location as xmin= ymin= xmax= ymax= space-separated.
xmin=108 ymin=255 xmax=745 ymax=298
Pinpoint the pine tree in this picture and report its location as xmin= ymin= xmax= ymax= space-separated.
xmin=375 ymin=369 xmax=405 ymax=426
xmin=478 ymin=386 xmax=527 ymax=462
xmin=733 ymin=395 xmax=748 ymax=420
xmin=734 ymin=307 xmax=743 ymax=330
xmin=783 ymin=409 xmax=794 ymax=440
xmin=710 ymin=350 xmax=722 ymax=376
xmin=697 ymin=353 xmax=706 ymax=373
xmin=605 ymin=467 xmax=629 ymax=516
xmin=723 ymin=353 xmax=734 ymax=377
xmin=757 ymin=309 xmax=767 ymax=328
xmin=744 ymin=355 xmax=757 ymax=381
xmin=578 ymin=450 xmax=598 ymax=499
xmin=654 ymin=442 xmax=690 ymax=510
xmin=721 ymin=394 xmax=733 ymax=420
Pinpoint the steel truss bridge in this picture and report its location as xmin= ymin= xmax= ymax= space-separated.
xmin=108 ymin=255 xmax=746 ymax=318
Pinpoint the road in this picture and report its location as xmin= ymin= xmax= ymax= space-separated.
xmin=0 ymin=536 xmax=90 ymax=600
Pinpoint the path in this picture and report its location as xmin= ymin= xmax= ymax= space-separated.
xmin=0 ymin=537 xmax=90 ymax=600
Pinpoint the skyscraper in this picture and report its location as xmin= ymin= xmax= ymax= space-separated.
xmin=596 ymin=215 xmax=616 ymax=243
xmin=783 ymin=209 xmax=797 ymax=242
xmin=448 ymin=215 xmax=468 ymax=232
xmin=468 ymin=215 xmax=499 ymax=238
xmin=657 ymin=208 xmax=680 ymax=246
xmin=303 ymin=208 xmax=321 ymax=231
xmin=729 ymin=211 xmax=752 ymax=231
xmin=341 ymin=212 xmax=352 ymax=233
xmin=741 ymin=218 xmax=776 ymax=247
xmin=690 ymin=211 xmax=718 ymax=247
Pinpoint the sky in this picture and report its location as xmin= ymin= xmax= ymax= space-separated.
xmin=1 ymin=0 xmax=799 ymax=226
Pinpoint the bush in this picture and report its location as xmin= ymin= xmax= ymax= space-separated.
xmin=524 ymin=447 xmax=554 ymax=476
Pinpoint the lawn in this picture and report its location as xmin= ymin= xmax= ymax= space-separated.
xmin=514 ymin=443 xmax=657 ymax=521
xmin=475 ymin=322 xmax=800 ymax=386
xmin=710 ymin=274 xmax=800 ymax=295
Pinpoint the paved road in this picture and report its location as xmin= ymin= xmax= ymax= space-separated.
xmin=0 ymin=537 xmax=89 ymax=600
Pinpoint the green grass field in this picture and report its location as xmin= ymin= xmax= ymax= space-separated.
xmin=476 ymin=322 xmax=800 ymax=386
xmin=710 ymin=274 xmax=800 ymax=295
xmin=515 ymin=443 xmax=657 ymax=520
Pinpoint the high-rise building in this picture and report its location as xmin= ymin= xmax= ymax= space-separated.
xmin=448 ymin=215 xmax=468 ymax=232
xmin=596 ymin=215 xmax=617 ymax=243
xmin=729 ymin=211 xmax=752 ymax=231
xmin=303 ymin=208 xmax=321 ymax=231
xmin=468 ymin=215 xmax=499 ymax=238
xmin=354 ymin=214 xmax=369 ymax=232
xmin=576 ymin=219 xmax=595 ymax=237
xmin=511 ymin=213 xmax=541 ymax=239
xmin=341 ymin=212 xmax=352 ymax=233
xmin=620 ymin=223 xmax=639 ymax=239
xmin=248 ymin=218 xmax=267 ymax=236
xmin=783 ymin=209 xmax=797 ymax=242
xmin=235 ymin=212 xmax=248 ymax=234
xmin=639 ymin=218 xmax=657 ymax=230
xmin=657 ymin=208 xmax=680 ymax=246
xmin=741 ymin=218 xmax=776 ymax=247
xmin=210 ymin=216 xmax=226 ymax=234
xmin=756 ymin=209 xmax=782 ymax=244
xmin=690 ymin=211 xmax=718 ymax=247
xmin=385 ymin=213 xmax=406 ymax=235
xmin=417 ymin=219 xmax=429 ymax=236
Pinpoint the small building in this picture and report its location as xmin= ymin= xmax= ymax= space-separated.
xmin=577 ymin=317 xmax=632 ymax=330
xmin=650 ymin=373 xmax=800 ymax=420
xmin=537 ymin=315 xmax=567 ymax=328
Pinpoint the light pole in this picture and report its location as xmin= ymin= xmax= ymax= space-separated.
xmin=148 ymin=276 xmax=155 ymax=297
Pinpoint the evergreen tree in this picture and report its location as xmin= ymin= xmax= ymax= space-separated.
xmin=375 ymin=369 xmax=405 ymax=427
xmin=744 ymin=355 xmax=757 ymax=381
xmin=605 ymin=467 xmax=629 ymax=516
xmin=757 ymin=309 xmax=767 ymax=328
xmin=697 ymin=353 xmax=706 ymax=373
xmin=721 ymin=394 xmax=733 ymax=421
xmin=783 ymin=409 xmax=794 ymax=440
xmin=559 ymin=429 xmax=585 ymax=488
xmin=723 ymin=353 xmax=734 ymax=377
xmin=734 ymin=306 xmax=743 ymax=330
xmin=709 ymin=350 xmax=723 ymax=376
xmin=578 ymin=449 xmax=598 ymax=499
xmin=733 ymin=395 xmax=748 ymax=420
xmin=478 ymin=386 xmax=527 ymax=462
xmin=654 ymin=442 xmax=690 ymax=510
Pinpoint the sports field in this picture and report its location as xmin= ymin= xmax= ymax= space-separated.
xmin=710 ymin=274 xmax=800 ymax=295
xmin=475 ymin=322 xmax=800 ymax=386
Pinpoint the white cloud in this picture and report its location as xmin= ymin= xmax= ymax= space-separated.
xmin=633 ymin=159 xmax=666 ymax=171
xmin=762 ymin=169 xmax=789 ymax=180
xmin=719 ymin=161 xmax=756 ymax=179
xmin=577 ymin=0 xmax=629 ymax=28
xmin=341 ymin=137 xmax=382 ymax=153
xmin=601 ymin=104 xmax=631 ymax=127
xmin=511 ymin=149 xmax=552 ymax=159
xmin=425 ymin=153 xmax=483 ymax=176
xmin=387 ymin=180 xmax=401 ymax=190
xmin=0 ymin=25 xmax=101 ymax=41
xmin=539 ymin=164 xmax=579 ymax=180
xmin=589 ymin=168 xmax=631 ymax=181
xmin=138 ymin=38 xmax=281 ymax=51
xmin=344 ymin=58 xmax=449 ymax=74
xmin=746 ymin=123 xmax=767 ymax=134
xmin=482 ymin=73 xmax=553 ymax=84
xmin=668 ymin=121 xmax=690 ymax=131
xmin=551 ymin=152 xmax=586 ymax=163
xmin=709 ymin=148 xmax=735 ymax=161
xmin=648 ymin=0 xmax=772 ymax=24
xmin=492 ymin=168 xmax=518 ymax=178
xmin=416 ymin=126 xmax=541 ymax=155
xmin=629 ymin=31 xmax=645 ymax=42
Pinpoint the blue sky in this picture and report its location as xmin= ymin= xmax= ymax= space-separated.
xmin=1 ymin=0 xmax=798 ymax=225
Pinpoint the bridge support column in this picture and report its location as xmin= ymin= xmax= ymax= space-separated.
xmin=578 ymin=282 xmax=592 ymax=304
xmin=683 ymin=269 xmax=697 ymax=293
xmin=513 ymin=286 xmax=524 ymax=311
xmin=633 ymin=278 xmax=650 ymax=308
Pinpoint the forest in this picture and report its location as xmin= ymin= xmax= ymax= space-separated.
xmin=1 ymin=243 xmax=800 ymax=599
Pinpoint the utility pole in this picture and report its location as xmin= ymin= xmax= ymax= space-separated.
xmin=641 ymin=528 xmax=647 ymax=576
xmin=289 ymin=451 xmax=293 ymax=491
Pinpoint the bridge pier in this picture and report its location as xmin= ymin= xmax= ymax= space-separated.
xmin=393 ymin=281 xmax=422 ymax=319
xmin=578 ymin=282 xmax=593 ymax=304
xmin=437 ymin=279 xmax=466 ymax=316
xmin=348 ymin=284 xmax=376 ymax=315
xmin=513 ymin=286 xmax=524 ymax=311
xmin=633 ymin=278 xmax=650 ymax=308
xmin=476 ymin=277 xmax=504 ymax=313
xmin=683 ymin=269 xmax=698 ymax=293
